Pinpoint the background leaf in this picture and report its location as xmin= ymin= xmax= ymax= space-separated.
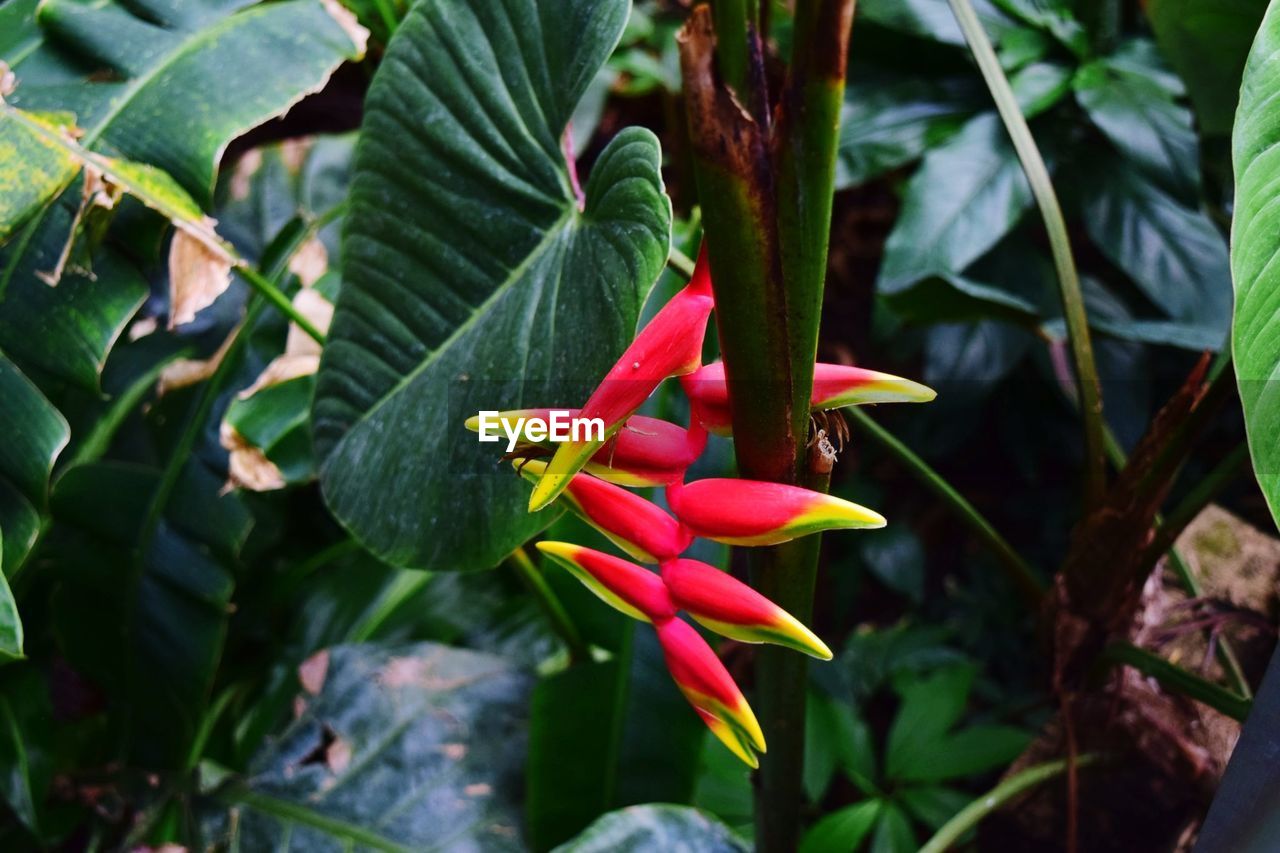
xmin=205 ymin=642 xmax=531 ymax=851
xmin=1146 ymin=0 xmax=1269 ymax=135
xmin=1079 ymin=157 xmax=1232 ymax=348
xmin=1074 ymin=52 xmax=1199 ymax=201
xmin=799 ymin=800 xmax=882 ymax=853
xmin=314 ymin=0 xmax=671 ymax=571
xmin=878 ymin=113 xmax=1033 ymax=298
xmin=552 ymin=804 xmax=747 ymax=852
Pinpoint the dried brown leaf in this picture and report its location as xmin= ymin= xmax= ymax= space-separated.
xmin=320 ymin=0 xmax=370 ymax=57
xmin=220 ymin=422 xmax=286 ymax=492
xmin=288 ymin=237 xmax=329 ymax=288
xmin=168 ymin=223 xmax=233 ymax=327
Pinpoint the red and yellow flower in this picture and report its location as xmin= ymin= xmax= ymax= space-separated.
xmin=469 ymin=244 xmax=933 ymax=767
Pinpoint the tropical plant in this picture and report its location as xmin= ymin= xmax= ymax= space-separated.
xmin=0 ymin=0 xmax=1278 ymax=850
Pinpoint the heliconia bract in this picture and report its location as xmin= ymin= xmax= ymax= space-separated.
xmin=682 ymin=361 xmax=937 ymax=435
xmin=515 ymin=459 xmax=690 ymax=562
xmin=470 ymin=240 xmax=932 ymax=767
xmin=660 ymin=558 xmax=832 ymax=660
xmin=536 ymin=541 xmax=675 ymax=623
xmin=655 ymin=617 xmax=766 ymax=768
xmin=527 ymin=250 xmax=714 ymax=511
xmin=465 ymin=408 xmax=704 ymax=486
xmin=665 ymin=478 xmax=885 ymax=546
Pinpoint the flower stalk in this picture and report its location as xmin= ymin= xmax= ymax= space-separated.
xmin=680 ymin=2 xmax=855 ymax=848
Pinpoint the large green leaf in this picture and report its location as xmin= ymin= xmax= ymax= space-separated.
xmin=552 ymin=805 xmax=747 ymax=853
xmin=835 ymin=71 xmax=981 ymax=189
xmin=1232 ymin=0 xmax=1280 ymax=526
xmin=1080 ymin=158 xmax=1232 ymax=349
xmin=0 ymin=530 xmax=19 ymax=662
xmin=25 ymin=0 xmax=365 ymax=204
xmin=1147 ymin=0 xmax=1269 ymax=135
xmin=877 ymin=112 xmax=1033 ymax=300
xmin=0 ymin=109 xmax=79 ymax=244
xmin=48 ymin=460 xmax=251 ymax=764
xmin=0 ymin=354 xmax=68 ymax=577
xmin=205 ymin=642 xmax=531 ymax=852
xmin=0 ymin=0 xmax=363 ymax=389
xmin=1074 ymin=46 xmax=1199 ymax=201
xmin=314 ymin=0 xmax=671 ymax=571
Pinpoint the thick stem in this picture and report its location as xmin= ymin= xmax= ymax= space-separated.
xmin=750 ymin=532 xmax=822 ymax=849
xmin=710 ymin=0 xmax=751 ymax=97
xmin=775 ymin=0 xmax=854 ymax=452
xmin=681 ymin=5 xmax=852 ymax=848
xmin=948 ymin=0 xmax=1107 ymax=510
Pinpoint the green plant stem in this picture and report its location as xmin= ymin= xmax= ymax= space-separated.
xmin=508 ymin=546 xmax=588 ymax=665
xmin=948 ymin=0 xmax=1106 ymax=510
xmin=711 ymin=0 xmax=752 ymax=97
xmin=186 ymin=685 xmax=238 ymax=771
xmin=370 ymin=0 xmax=399 ymax=37
xmin=848 ymin=407 xmax=1045 ymax=605
xmin=668 ymin=246 xmax=697 ymax=279
xmin=918 ymin=754 xmax=1103 ymax=853
xmin=235 ymin=264 xmax=325 ymax=344
xmin=751 ymin=471 xmax=826 ymax=852
xmin=1100 ymin=643 xmax=1252 ymax=721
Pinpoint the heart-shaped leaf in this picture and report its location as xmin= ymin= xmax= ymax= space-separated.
xmin=314 ymin=0 xmax=671 ymax=571
xmin=1232 ymin=0 xmax=1280 ymax=526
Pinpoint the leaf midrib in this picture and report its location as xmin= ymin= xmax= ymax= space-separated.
xmin=223 ymin=788 xmax=417 ymax=853
xmin=324 ymin=206 xmax=576 ymax=459
xmin=67 ymin=2 xmax=279 ymax=148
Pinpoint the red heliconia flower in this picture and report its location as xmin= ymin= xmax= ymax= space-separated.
xmin=536 ymin=542 xmax=676 ymax=623
xmin=665 ymin=478 xmax=885 ymax=546
xmin=516 ymin=459 xmax=691 ymax=562
xmin=655 ymin=617 xmax=766 ymax=768
xmin=528 ymin=250 xmax=714 ymax=511
xmin=660 ymin=558 xmax=832 ymax=660
xmin=681 ymin=361 xmax=937 ymax=434
xmin=466 ymin=408 xmax=705 ymax=486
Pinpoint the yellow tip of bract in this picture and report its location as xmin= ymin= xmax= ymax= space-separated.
xmin=690 ymin=614 xmax=833 ymax=661
xmin=529 ymin=439 xmax=600 ymax=511
xmin=535 ymin=541 xmax=655 ymax=623
xmin=512 ymin=458 xmax=548 ymax=480
xmin=771 ymin=611 xmax=834 ymax=660
xmin=703 ymin=714 xmax=761 ymax=768
xmin=861 ymin=376 xmax=937 ymax=404
xmin=464 ymin=413 xmax=482 ymax=432
xmin=805 ymin=494 xmax=887 ymax=531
